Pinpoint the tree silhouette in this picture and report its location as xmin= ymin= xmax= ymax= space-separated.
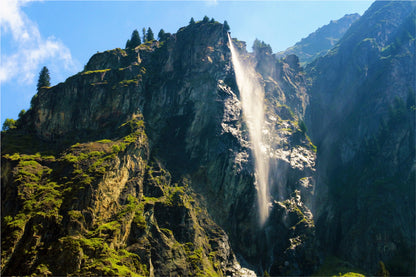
xmin=126 ymin=30 xmax=141 ymax=49
xmin=253 ymin=38 xmax=272 ymax=54
xmin=37 ymin=66 xmax=50 ymax=92
xmin=142 ymin=28 xmax=146 ymax=42
xmin=146 ymin=27 xmax=155 ymax=41
xmin=189 ymin=17 xmax=195 ymax=25
xmin=2 ymin=118 xmax=16 ymax=131
xmin=158 ymin=29 xmax=166 ymax=41
xmin=224 ymin=20 xmax=230 ymax=32
xmin=129 ymin=29 xmax=141 ymax=48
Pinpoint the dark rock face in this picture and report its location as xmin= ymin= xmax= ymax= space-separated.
xmin=276 ymin=13 xmax=360 ymax=65
xmin=1 ymin=117 xmax=253 ymax=276
xmin=2 ymin=22 xmax=257 ymax=276
xmin=306 ymin=1 xmax=416 ymax=275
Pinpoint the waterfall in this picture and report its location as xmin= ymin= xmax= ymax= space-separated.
xmin=228 ymin=34 xmax=270 ymax=226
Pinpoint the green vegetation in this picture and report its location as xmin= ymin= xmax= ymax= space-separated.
xmin=60 ymin=235 xmax=148 ymax=276
xmin=312 ymin=256 xmax=367 ymax=277
xmin=96 ymin=139 xmax=112 ymax=143
xmin=146 ymin=27 xmax=155 ymax=41
xmin=81 ymin=69 xmax=110 ymax=75
xmin=126 ymin=29 xmax=141 ymax=49
xmin=2 ymin=118 xmax=16 ymax=131
xmin=223 ymin=20 xmax=230 ymax=32
xmin=37 ymin=66 xmax=51 ymax=91
xmin=1 ymin=115 xmax=153 ymax=275
xmin=1 ymin=112 xmax=226 ymax=276
xmin=253 ymin=38 xmax=272 ymax=54
xmin=18 ymin=109 xmax=26 ymax=119
xmin=376 ymin=261 xmax=389 ymax=277
xmin=298 ymin=119 xmax=307 ymax=134
xmin=118 ymin=79 xmax=139 ymax=86
xmin=165 ymin=186 xmax=186 ymax=206
xmin=1 ymin=150 xmax=62 ymax=268
xmin=158 ymin=29 xmax=166 ymax=41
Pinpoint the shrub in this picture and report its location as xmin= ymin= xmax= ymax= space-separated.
xmin=298 ymin=119 xmax=307 ymax=134
xmin=253 ymin=39 xmax=272 ymax=54
xmin=2 ymin=118 xmax=16 ymax=131
xmin=224 ymin=20 xmax=230 ymax=32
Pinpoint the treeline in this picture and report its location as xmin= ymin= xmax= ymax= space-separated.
xmin=125 ymin=27 xmax=166 ymax=49
xmin=125 ymin=16 xmax=230 ymax=50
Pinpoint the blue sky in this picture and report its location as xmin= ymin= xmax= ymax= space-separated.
xmin=1 ymin=0 xmax=373 ymax=123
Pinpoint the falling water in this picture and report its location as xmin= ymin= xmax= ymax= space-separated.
xmin=228 ymin=34 xmax=270 ymax=226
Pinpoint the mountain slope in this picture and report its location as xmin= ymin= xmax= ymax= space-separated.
xmin=1 ymin=116 xmax=256 ymax=276
xmin=306 ymin=1 xmax=416 ymax=275
xmin=0 ymin=22 xmax=253 ymax=276
xmin=276 ymin=13 xmax=360 ymax=65
xmin=1 ymin=19 xmax=318 ymax=276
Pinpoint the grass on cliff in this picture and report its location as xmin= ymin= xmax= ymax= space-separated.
xmin=2 ymin=115 xmax=224 ymax=276
xmin=312 ymin=256 xmax=367 ymax=277
xmin=1 ymin=117 xmax=148 ymax=274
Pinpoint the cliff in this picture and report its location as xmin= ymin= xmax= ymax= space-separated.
xmin=306 ymin=1 xmax=416 ymax=275
xmin=2 ymin=19 xmax=317 ymax=276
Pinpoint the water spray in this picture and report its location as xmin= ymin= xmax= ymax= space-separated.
xmin=228 ymin=34 xmax=270 ymax=226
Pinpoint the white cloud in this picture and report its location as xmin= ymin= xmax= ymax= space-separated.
xmin=0 ymin=0 xmax=76 ymax=84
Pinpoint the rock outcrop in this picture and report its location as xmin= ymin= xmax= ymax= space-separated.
xmin=2 ymin=19 xmax=317 ymax=276
xmin=1 ymin=116 xmax=255 ymax=276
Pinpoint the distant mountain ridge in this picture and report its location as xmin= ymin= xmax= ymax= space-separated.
xmin=276 ymin=13 xmax=360 ymax=65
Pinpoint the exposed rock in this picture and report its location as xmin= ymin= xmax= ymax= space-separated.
xmin=1 ymin=117 xmax=253 ymax=276
xmin=307 ymin=1 xmax=416 ymax=275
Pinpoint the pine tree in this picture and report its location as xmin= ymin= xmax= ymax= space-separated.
xmin=253 ymin=38 xmax=272 ymax=54
xmin=203 ymin=16 xmax=209 ymax=23
xmin=129 ymin=29 xmax=141 ymax=48
xmin=146 ymin=27 xmax=154 ymax=41
xmin=158 ymin=29 xmax=166 ymax=41
xmin=37 ymin=66 xmax=50 ymax=91
xmin=189 ymin=17 xmax=195 ymax=25
xmin=125 ymin=39 xmax=131 ymax=49
xmin=142 ymin=28 xmax=147 ymax=42
xmin=224 ymin=20 xmax=230 ymax=32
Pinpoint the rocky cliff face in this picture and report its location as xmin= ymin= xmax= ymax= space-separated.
xmin=1 ymin=116 xmax=255 ymax=276
xmin=306 ymin=1 xmax=416 ymax=275
xmin=2 ymin=19 xmax=318 ymax=276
